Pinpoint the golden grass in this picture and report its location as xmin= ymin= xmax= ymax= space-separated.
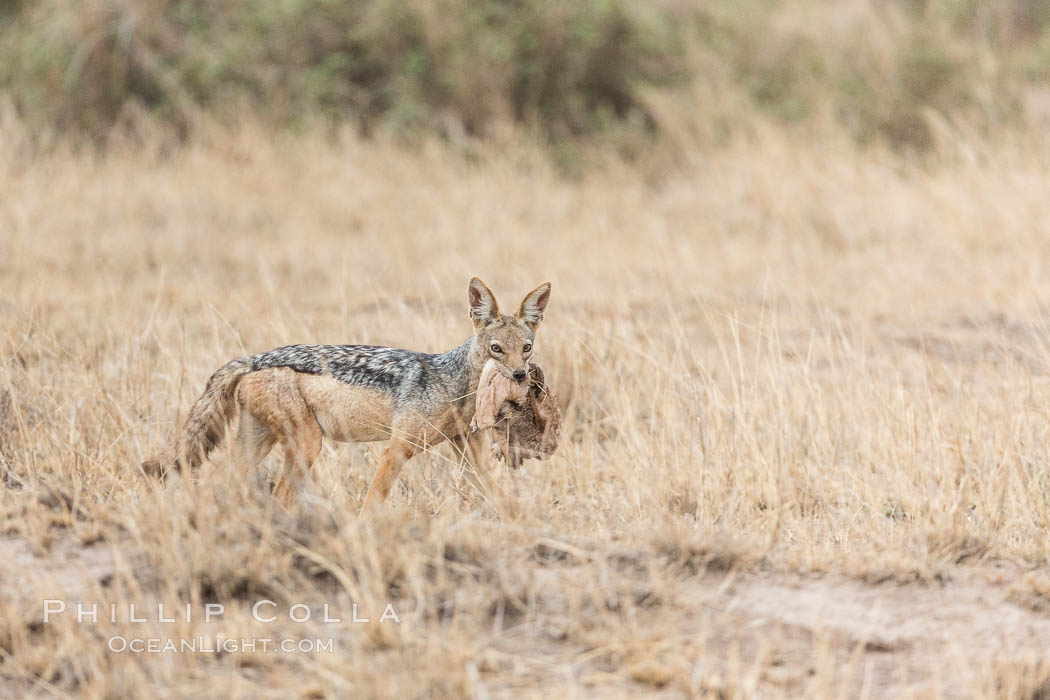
xmin=4 ymin=119 xmax=1050 ymax=696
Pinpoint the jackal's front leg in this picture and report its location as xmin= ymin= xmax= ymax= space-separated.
xmin=452 ymin=432 xmax=498 ymax=505
xmin=361 ymin=439 xmax=417 ymax=514
xmin=452 ymin=432 xmax=484 ymax=470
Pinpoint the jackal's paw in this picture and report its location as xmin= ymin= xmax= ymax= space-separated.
xmin=490 ymin=441 xmax=506 ymax=462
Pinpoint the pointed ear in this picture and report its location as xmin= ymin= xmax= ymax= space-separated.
xmin=516 ymin=282 xmax=551 ymax=331
xmin=468 ymin=277 xmax=500 ymax=328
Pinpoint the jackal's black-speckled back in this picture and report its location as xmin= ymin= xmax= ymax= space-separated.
xmin=249 ymin=341 xmax=474 ymax=407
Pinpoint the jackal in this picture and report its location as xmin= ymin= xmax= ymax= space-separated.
xmin=142 ymin=278 xmax=551 ymax=511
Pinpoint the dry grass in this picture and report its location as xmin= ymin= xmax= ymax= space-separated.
xmin=4 ymin=117 xmax=1050 ymax=697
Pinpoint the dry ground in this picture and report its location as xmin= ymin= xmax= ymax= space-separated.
xmin=5 ymin=120 xmax=1050 ymax=697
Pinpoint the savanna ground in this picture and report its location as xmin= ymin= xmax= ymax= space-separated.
xmin=7 ymin=115 xmax=1050 ymax=698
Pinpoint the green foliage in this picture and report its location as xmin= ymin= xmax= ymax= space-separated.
xmin=0 ymin=0 xmax=684 ymax=145
xmin=0 ymin=0 xmax=1040 ymax=153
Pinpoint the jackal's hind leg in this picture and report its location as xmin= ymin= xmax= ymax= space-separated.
xmin=272 ymin=419 xmax=322 ymax=509
xmin=234 ymin=411 xmax=276 ymax=472
xmin=237 ymin=368 xmax=323 ymax=508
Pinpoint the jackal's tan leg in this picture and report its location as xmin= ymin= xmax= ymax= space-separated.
xmin=451 ymin=432 xmax=496 ymax=501
xmin=272 ymin=419 xmax=322 ymax=509
xmin=452 ymin=432 xmax=484 ymax=466
xmin=361 ymin=439 xmax=417 ymax=513
xmin=234 ymin=411 xmax=276 ymax=471
xmin=238 ymin=368 xmax=324 ymax=508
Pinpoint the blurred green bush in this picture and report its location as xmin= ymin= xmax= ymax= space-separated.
xmin=0 ymin=0 xmax=1045 ymax=154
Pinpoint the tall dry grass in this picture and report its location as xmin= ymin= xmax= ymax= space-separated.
xmin=4 ymin=117 xmax=1050 ymax=695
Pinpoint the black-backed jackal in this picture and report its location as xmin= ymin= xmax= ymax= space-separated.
xmin=142 ymin=278 xmax=551 ymax=512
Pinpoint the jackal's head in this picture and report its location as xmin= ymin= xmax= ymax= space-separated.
xmin=468 ymin=277 xmax=551 ymax=382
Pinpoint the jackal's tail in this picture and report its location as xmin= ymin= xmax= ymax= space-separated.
xmin=142 ymin=358 xmax=253 ymax=477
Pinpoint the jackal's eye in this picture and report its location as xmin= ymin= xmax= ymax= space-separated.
xmin=490 ymin=343 xmax=503 ymax=354
xmin=523 ymin=343 xmax=532 ymax=354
